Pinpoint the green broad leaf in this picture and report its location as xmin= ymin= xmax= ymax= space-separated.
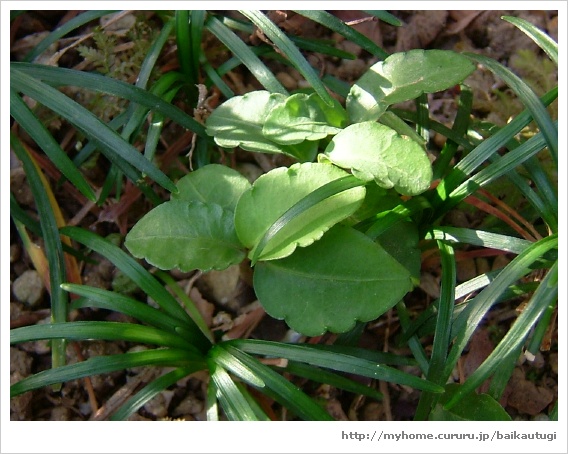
xmin=172 ymin=164 xmax=251 ymax=212
xmin=235 ymin=162 xmax=365 ymax=261
xmin=430 ymin=384 xmax=511 ymax=421
xmin=253 ymin=224 xmax=413 ymax=336
xmin=205 ymin=91 xmax=318 ymax=161
xmin=347 ymin=49 xmax=475 ymax=123
xmin=205 ymin=90 xmax=285 ymax=152
xmin=322 ymin=122 xmax=433 ymax=196
xmin=376 ymin=220 xmax=421 ymax=283
xmin=125 ymin=200 xmax=245 ymax=272
xmin=263 ymin=92 xmax=348 ymax=145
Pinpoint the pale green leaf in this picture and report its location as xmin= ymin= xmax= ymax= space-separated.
xmin=235 ymin=163 xmax=365 ymax=261
xmin=347 ymin=49 xmax=475 ymax=122
xmin=205 ymin=90 xmax=318 ymax=161
xmin=263 ymin=92 xmax=348 ymax=145
xmin=322 ymin=122 xmax=433 ymax=196
xmin=172 ymin=164 xmax=251 ymax=212
xmin=125 ymin=200 xmax=245 ymax=272
xmin=253 ymin=224 xmax=413 ymax=336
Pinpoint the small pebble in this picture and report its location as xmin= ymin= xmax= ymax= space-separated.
xmin=12 ymin=270 xmax=44 ymax=307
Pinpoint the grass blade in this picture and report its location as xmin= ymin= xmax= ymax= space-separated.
xmin=432 ymin=87 xmax=557 ymax=210
xmin=208 ymin=360 xmax=259 ymax=421
xmin=175 ymin=11 xmax=194 ymax=83
xmin=10 ymin=89 xmax=96 ymax=201
xmin=12 ymin=62 xmax=207 ymax=137
xmin=229 ymin=339 xmax=444 ymax=393
xmin=284 ymin=361 xmax=384 ymax=401
xmin=10 ymin=349 xmax=195 ymax=397
xmin=444 ymin=234 xmax=557 ymax=380
xmin=240 ymin=10 xmax=333 ymax=105
xmin=445 ymin=261 xmax=558 ymax=409
xmin=501 ymin=16 xmax=558 ymax=64
xmin=415 ymin=240 xmax=456 ymax=420
xmin=465 ymin=53 xmax=557 ymax=163
xmin=363 ymin=10 xmax=403 ymax=26
xmin=294 ymin=10 xmax=389 ymax=59
xmin=205 ymin=15 xmax=287 ymax=95
xmin=190 ymin=11 xmax=207 ymax=82
xmin=432 ymin=85 xmax=473 ymax=179
xmin=444 ymin=127 xmax=551 ymax=211
xmin=60 ymin=226 xmax=211 ymax=351
xmin=64 ymin=283 xmax=188 ymax=336
xmin=11 ymin=67 xmax=176 ymax=193
xmin=23 ymin=10 xmax=115 ymax=62
xmin=111 ymin=366 xmax=202 ymax=420
xmin=220 ymin=345 xmax=334 ymax=420
xmin=210 ymin=345 xmax=265 ymax=388
xmin=425 ymin=227 xmax=532 ymax=254
xmin=11 ymin=321 xmax=203 ymax=352
xmin=154 ymin=270 xmax=214 ymax=342
xmin=11 ymin=135 xmax=68 ymax=372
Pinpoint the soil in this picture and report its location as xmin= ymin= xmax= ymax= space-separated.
xmin=9 ymin=9 xmax=558 ymax=421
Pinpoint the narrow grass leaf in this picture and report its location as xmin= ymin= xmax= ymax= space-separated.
xmin=396 ymin=301 xmax=430 ymax=374
xmin=284 ymin=361 xmax=384 ymax=401
xmin=205 ymin=15 xmax=287 ymax=95
xmin=12 ymin=62 xmax=207 ymax=137
xmin=154 ymin=271 xmax=214 ymax=343
xmin=432 ymin=85 xmax=473 ymax=179
xmin=10 ymin=349 xmax=196 ymax=397
xmin=63 ymin=283 xmax=188 ymax=336
xmin=190 ymin=11 xmax=207 ymax=82
xmin=363 ymin=10 xmax=403 ymax=26
xmin=206 ymin=379 xmax=219 ymax=421
xmin=446 ymin=127 xmax=551 ymax=210
xmin=294 ymin=10 xmax=389 ymax=59
xmin=425 ymin=227 xmax=532 ymax=254
xmin=229 ymin=340 xmax=443 ymax=393
xmin=234 ymin=383 xmax=271 ymax=421
xmin=11 ymin=67 xmax=176 ymax=193
xmin=444 ymin=235 xmax=557 ymax=380
xmin=10 ymin=321 xmax=202 ymax=352
xmin=210 ymin=345 xmax=265 ymax=388
xmin=24 ymin=10 xmax=115 ymax=62
xmin=501 ymin=16 xmax=557 ymax=65
xmin=466 ymin=53 xmax=557 ymax=162
xmin=60 ymin=226 xmax=210 ymax=351
xmin=209 ymin=360 xmax=259 ymax=421
xmin=445 ymin=261 xmax=558 ymax=409
xmin=220 ymin=345 xmax=333 ymax=421
xmin=11 ymin=135 xmax=67 ymax=371
xmin=240 ymin=10 xmax=333 ymax=105
xmin=414 ymin=241 xmax=456 ymax=420
xmin=10 ymin=90 xmax=96 ymax=201
xmin=433 ymin=87 xmax=557 ymax=208
xmin=175 ymin=11 xmax=193 ymax=82
xmin=111 ymin=366 xmax=202 ymax=420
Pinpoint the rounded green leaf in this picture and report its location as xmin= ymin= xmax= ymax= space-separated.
xmin=347 ymin=49 xmax=476 ymax=122
xmin=172 ymin=164 xmax=251 ymax=212
xmin=205 ymin=90 xmax=286 ymax=153
xmin=205 ymin=90 xmax=320 ymax=161
xmin=263 ymin=92 xmax=347 ymax=145
xmin=235 ymin=162 xmax=365 ymax=261
xmin=125 ymin=200 xmax=245 ymax=272
xmin=253 ymin=225 xmax=413 ymax=336
xmin=322 ymin=122 xmax=433 ymax=196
